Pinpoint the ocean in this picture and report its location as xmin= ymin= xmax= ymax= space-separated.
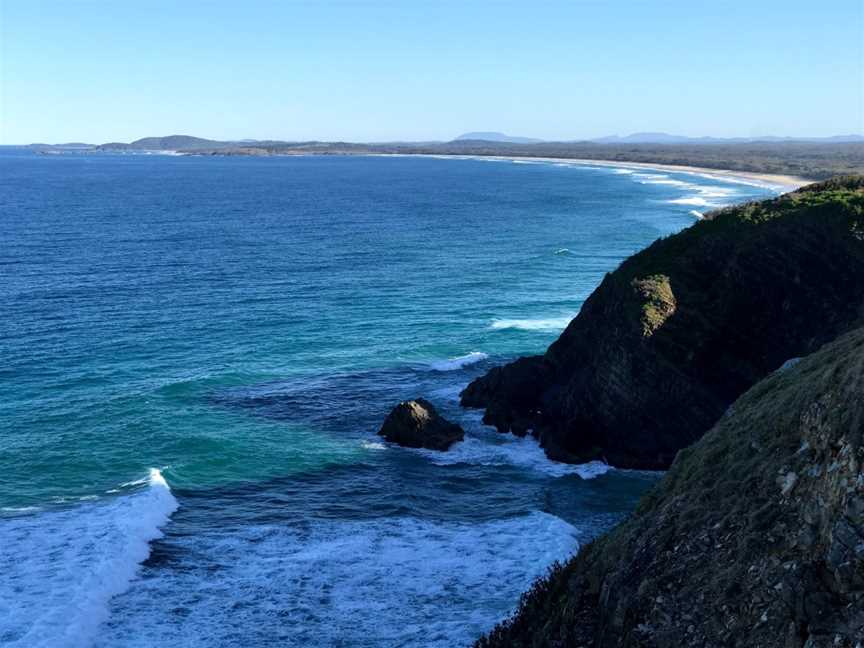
xmin=0 ymin=151 xmax=775 ymax=647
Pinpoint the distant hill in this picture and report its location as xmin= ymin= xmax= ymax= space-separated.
xmin=55 ymin=134 xmax=864 ymax=179
xmin=592 ymin=132 xmax=702 ymax=144
xmin=592 ymin=132 xmax=864 ymax=144
xmin=96 ymin=135 xmax=312 ymax=151
xmin=93 ymin=132 xmax=864 ymax=152
xmin=97 ymin=135 xmax=236 ymax=151
xmin=454 ymin=132 xmax=544 ymax=144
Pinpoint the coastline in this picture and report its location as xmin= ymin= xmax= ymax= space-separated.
xmin=541 ymin=157 xmax=811 ymax=192
xmin=379 ymin=153 xmax=813 ymax=193
xmin=168 ymin=148 xmax=815 ymax=192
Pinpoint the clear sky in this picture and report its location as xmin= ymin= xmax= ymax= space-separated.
xmin=1 ymin=0 xmax=862 ymax=144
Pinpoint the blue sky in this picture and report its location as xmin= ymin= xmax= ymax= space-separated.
xmin=1 ymin=0 xmax=861 ymax=143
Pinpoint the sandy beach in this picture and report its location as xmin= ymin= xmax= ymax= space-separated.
xmin=405 ymin=154 xmax=813 ymax=193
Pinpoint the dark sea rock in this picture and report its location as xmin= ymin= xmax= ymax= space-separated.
xmin=378 ymin=398 xmax=464 ymax=451
xmin=462 ymin=176 xmax=864 ymax=469
xmin=477 ymin=325 xmax=864 ymax=648
xmin=460 ymin=356 xmax=548 ymax=437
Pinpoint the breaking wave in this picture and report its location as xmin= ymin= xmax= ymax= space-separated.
xmin=0 ymin=469 xmax=178 ymax=648
xmin=92 ymin=512 xmax=580 ymax=648
xmin=418 ymin=432 xmax=611 ymax=479
xmin=428 ymin=352 xmax=489 ymax=371
xmin=490 ymin=316 xmax=573 ymax=333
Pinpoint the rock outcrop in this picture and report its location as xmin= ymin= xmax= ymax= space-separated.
xmin=477 ymin=326 xmax=864 ymax=648
xmin=462 ymin=176 xmax=864 ymax=469
xmin=378 ymin=398 xmax=464 ymax=451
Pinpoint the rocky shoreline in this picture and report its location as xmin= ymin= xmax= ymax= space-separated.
xmin=477 ymin=325 xmax=864 ymax=647
xmin=468 ymin=175 xmax=864 ymax=646
xmin=461 ymin=176 xmax=864 ymax=470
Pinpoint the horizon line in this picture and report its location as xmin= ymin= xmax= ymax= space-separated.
xmin=5 ymin=131 xmax=864 ymax=147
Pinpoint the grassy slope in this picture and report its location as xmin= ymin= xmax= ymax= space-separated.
xmin=475 ymin=182 xmax=864 ymax=646
xmin=478 ymin=325 xmax=864 ymax=647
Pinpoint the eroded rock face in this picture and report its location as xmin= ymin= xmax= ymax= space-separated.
xmin=462 ymin=176 xmax=864 ymax=469
xmin=378 ymin=398 xmax=464 ymax=451
xmin=460 ymin=356 xmax=548 ymax=437
xmin=477 ymin=326 xmax=864 ymax=648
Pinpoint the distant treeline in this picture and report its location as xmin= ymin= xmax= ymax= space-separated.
xmin=185 ymin=140 xmax=864 ymax=180
xmin=88 ymin=135 xmax=864 ymax=180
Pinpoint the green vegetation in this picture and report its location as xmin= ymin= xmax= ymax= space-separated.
xmin=631 ymin=274 xmax=676 ymax=337
xmin=402 ymin=141 xmax=864 ymax=180
xmin=96 ymin=136 xmax=864 ymax=180
xmin=477 ymin=325 xmax=864 ymax=647
xmin=469 ymin=176 xmax=864 ymax=646
xmin=707 ymin=175 xmax=864 ymax=224
xmin=462 ymin=176 xmax=864 ymax=473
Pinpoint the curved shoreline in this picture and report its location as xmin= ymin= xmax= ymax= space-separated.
xmin=370 ymin=152 xmax=812 ymax=193
xmin=538 ymin=157 xmax=811 ymax=193
xmin=172 ymin=148 xmax=814 ymax=193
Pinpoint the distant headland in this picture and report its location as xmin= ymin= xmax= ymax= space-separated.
xmin=14 ymin=132 xmax=864 ymax=181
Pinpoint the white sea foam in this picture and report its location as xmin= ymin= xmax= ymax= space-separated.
xmin=0 ymin=469 xmax=178 ymax=648
xmin=118 ymin=475 xmax=151 ymax=488
xmin=361 ymin=440 xmax=387 ymax=451
xmin=616 ymin=169 xmax=746 ymax=209
xmin=689 ymin=210 xmax=705 ymax=219
xmin=553 ymin=247 xmax=572 ymax=255
xmin=668 ymin=196 xmax=711 ymax=206
xmin=690 ymin=171 xmax=784 ymax=191
xmin=419 ymin=433 xmax=611 ymax=479
xmin=92 ymin=512 xmax=579 ymax=648
xmin=639 ymin=178 xmax=690 ymax=187
xmin=1 ymin=506 xmax=41 ymax=514
xmin=490 ymin=316 xmax=573 ymax=333
xmin=428 ymin=351 xmax=489 ymax=371
xmin=696 ymin=186 xmax=736 ymax=197
xmin=612 ymin=168 xmax=635 ymax=174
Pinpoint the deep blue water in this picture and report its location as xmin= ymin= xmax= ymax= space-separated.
xmin=0 ymin=151 xmax=775 ymax=647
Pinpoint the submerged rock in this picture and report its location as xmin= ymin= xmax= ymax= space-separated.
xmin=477 ymin=325 xmax=864 ymax=647
xmin=378 ymin=399 xmax=464 ymax=451
xmin=462 ymin=176 xmax=864 ymax=469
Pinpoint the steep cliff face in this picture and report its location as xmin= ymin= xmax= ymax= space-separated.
xmin=462 ymin=176 xmax=864 ymax=469
xmin=477 ymin=326 xmax=864 ymax=647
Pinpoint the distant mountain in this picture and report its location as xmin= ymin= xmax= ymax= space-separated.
xmin=591 ymin=132 xmax=700 ymax=144
xmin=454 ymin=132 xmax=544 ymax=144
xmin=754 ymin=134 xmax=864 ymax=143
xmin=98 ymin=135 xmax=235 ymax=151
xmin=591 ymin=132 xmax=864 ymax=144
xmin=92 ymin=132 xmax=864 ymax=152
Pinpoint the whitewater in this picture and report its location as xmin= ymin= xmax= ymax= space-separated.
xmin=0 ymin=471 xmax=177 ymax=648
xmin=0 ymin=150 xmax=776 ymax=646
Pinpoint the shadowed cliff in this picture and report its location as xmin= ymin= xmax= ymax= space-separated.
xmin=462 ymin=176 xmax=864 ymax=469
xmin=477 ymin=325 xmax=864 ymax=647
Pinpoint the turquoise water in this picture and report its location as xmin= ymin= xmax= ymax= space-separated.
xmin=0 ymin=152 xmax=774 ymax=647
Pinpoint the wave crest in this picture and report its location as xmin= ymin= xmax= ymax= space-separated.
xmin=428 ymin=351 xmax=489 ymax=371
xmin=92 ymin=511 xmax=578 ymax=648
xmin=490 ymin=316 xmax=573 ymax=332
xmin=418 ymin=433 xmax=611 ymax=479
xmin=0 ymin=469 xmax=178 ymax=647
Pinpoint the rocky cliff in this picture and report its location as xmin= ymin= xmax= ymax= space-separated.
xmin=462 ymin=176 xmax=864 ymax=469
xmin=477 ymin=325 xmax=864 ymax=647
